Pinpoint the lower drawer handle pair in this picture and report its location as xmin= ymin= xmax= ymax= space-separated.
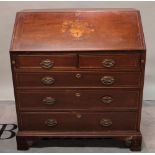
xmin=43 ymin=96 xmax=112 ymax=105
xmin=41 ymin=76 xmax=115 ymax=85
xmin=100 ymin=119 xmax=112 ymax=127
xmin=45 ymin=118 xmax=112 ymax=127
xmin=45 ymin=119 xmax=57 ymax=127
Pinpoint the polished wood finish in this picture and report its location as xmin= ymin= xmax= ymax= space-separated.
xmin=16 ymin=89 xmax=139 ymax=110
xmin=10 ymin=9 xmax=146 ymax=151
xmin=20 ymin=112 xmax=137 ymax=131
xmin=14 ymin=54 xmax=77 ymax=69
xmin=79 ymin=54 xmax=141 ymax=70
xmin=16 ymin=71 xmax=141 ymax=87
xmin=10 ymin=9 xmax=145 ymax=51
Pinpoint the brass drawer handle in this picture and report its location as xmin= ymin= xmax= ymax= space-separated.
xmin=45 ymin=119 xmax=57 ymax=127
xmin=101 ymin=76 xmax=115 ymax=85
xmin=101 ymin=96 xmax=113 ymax=104
xmin=41 ymin=76 xmax=55 ymax=85
xmin=40 ymin=59 xmax=54 ymax=69
xmin=102 ymin=59 xmax=115 ymax=68
xmin=43 ymin=97 xmax=56 ymax=105
xmin=100 ymin=119 xmax=112 ymax=127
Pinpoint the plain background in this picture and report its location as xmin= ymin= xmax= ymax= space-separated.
xmin=0 ymin=1 xmax=154 ymax=101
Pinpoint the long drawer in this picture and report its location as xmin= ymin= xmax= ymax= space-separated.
xmin=15 ymin=71 xmax=141 ymax=88
xmin=17 ymin=89 xmax=139 ymax=110
xmin=20 ymin=112 xmax=137 ymax=131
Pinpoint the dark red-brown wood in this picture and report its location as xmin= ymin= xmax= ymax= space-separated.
xmin=16 ymin=88 xmax=139 ymax=110
xmin=10 ymin=9 xmax=146 ymax=151
xmin=15 ymin=54 xmax=77 ymax=69
xmin=20 ymin=112 xmax=137 ymax=131
xmin=10 ymin=9 xmax=145 ymax=51
xmin=79 ymin=53 xmax=141 ymax=70
xmin=15 ymin=71 xmax=141 ymax=87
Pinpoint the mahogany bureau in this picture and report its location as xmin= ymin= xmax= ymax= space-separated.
xmin=10 ymin=9 xmax=146 ymax=151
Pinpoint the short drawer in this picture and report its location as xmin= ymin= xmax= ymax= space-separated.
xmin=14 ymin=54 xmax=77 ymax=69
xmin=16 ymin=71 xmax=141 ymax=88
xmin=17 ymin=89 xmax=139 ymax=110
xmin=79 ymin=54 xmax=141 ymax=70
xmin=20 ymin=112 xmax=137 ymax=131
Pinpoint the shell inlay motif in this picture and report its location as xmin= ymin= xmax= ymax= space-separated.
xmin=61 ymin=20 xmax=94 ymax=39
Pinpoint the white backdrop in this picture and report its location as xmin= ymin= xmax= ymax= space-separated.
xmin=0 ymin=1 xmax=154 ymax=101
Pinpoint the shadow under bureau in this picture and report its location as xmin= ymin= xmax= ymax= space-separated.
xmin=10 ymin=9 xmax=146 ymax=151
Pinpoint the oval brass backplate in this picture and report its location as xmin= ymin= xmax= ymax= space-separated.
xmin=43 ymin=97 xmax=56 ymax=105
xmin=41 ymin=76 xmax=55 ymax=85
xmin=45 ymin=119 xmax=57 ymax=127
xmin=101 ymin=76 xmax=115 ymax=85
xmin=100 ymin=119 xmax=112 ymax=127
xmin=102 ymin=59 xmax=115 ymax=68
xmin=40 ymin=59 xmax=54 ymax=69
xmin=101 ymin=96 xmax=113 ymax=104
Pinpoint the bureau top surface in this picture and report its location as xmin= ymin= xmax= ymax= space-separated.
xmin=10 ymin=9 xmax=146 ymax=52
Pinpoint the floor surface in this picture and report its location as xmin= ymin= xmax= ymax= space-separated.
xmin=0 ymin=101 xmax=155 ymax=153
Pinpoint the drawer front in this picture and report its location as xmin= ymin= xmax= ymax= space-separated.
xmin=17 ymin=89 xmax=139 ymax=110
xmin=15 ymin=54 xmax=77 ymax=69
xmin=79 ymin=54 xmax=141 ymax=70
xmin=16 ymin=71 xmax=141 ymax=88
xmin=21 ymin=112 xmax=137 ymax=131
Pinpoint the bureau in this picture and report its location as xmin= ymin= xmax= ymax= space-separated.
xmin=10 ymin=9 xmax=146 ymax=151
